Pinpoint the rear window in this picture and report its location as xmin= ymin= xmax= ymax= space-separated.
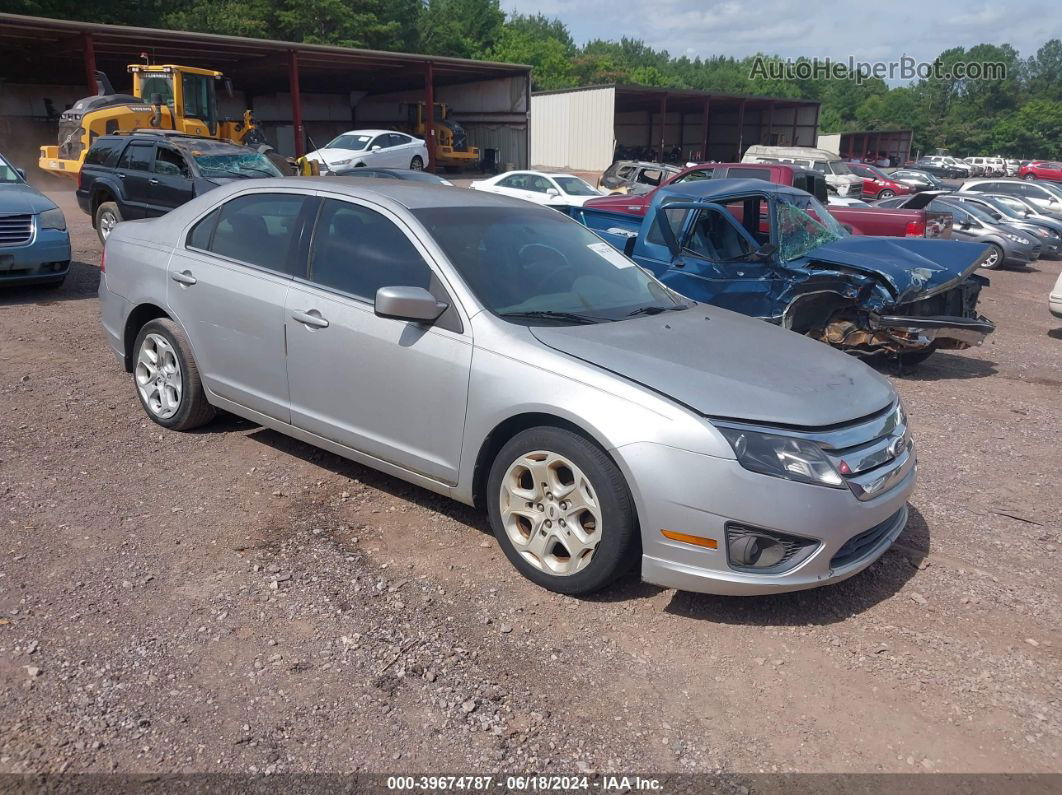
xmin=724 ymin=167 xmax=770 ymax=181
xmin=86 ymin=138 xmax=127 ymax=168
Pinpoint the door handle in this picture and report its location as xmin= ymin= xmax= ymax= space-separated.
xmin=149 ymin=178 xmax=159 ymax=185
xmin=117 ymin=173 xmax=126 ymax=179
xmin=171 ymin=270 xmax=197 ymax=286
xmin=292 ymin=309 xmax=329 ymax=329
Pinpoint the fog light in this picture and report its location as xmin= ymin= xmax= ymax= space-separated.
xmin=725 ymin=524 xmax=818 ymax=573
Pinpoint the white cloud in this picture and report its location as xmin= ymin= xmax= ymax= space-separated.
xmin=500 ymin=0 xmax=1058 ymax=71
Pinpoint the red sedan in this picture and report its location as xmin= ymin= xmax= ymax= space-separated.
xmin=1019 ymin=161 xmax=1062 ymax=182
xmin=848 ymin=162 xmax=913 ymax=199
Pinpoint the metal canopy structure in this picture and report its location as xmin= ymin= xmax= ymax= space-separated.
xmin=0 ymin=13 xmax=531 ymax=164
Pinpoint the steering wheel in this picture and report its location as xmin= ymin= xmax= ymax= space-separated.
xmin=519 ymin=243 xmax=576 ymax=291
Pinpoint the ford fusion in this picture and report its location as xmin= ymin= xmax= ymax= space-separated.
xmin=99 ymin=179 xmax=916 ymax=596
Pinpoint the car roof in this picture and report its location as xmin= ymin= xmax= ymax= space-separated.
xmin=657 ymin=177 xmax=805 ymax=201
xmin=97 ymin=132 xmax=257 ymax=155
xmin=331 ymin=129 xmax=400 ymax=137
xmin=213 ymin=177 xmax=544 ymax=210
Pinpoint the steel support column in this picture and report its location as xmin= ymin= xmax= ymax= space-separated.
xmin=424 ymin=61 xmax=436 ymax=172
xmin=657 ymin=94 xmax=667 ymax=163
xmin=288 ymin=49 xmax=304 ymax=157
xmin=736 ymin=99 xmax=746 ymax=160
xmin=790 ymin=105 xmax=798 ymax=147
xmin=766 ymin=102 xmax=775 ymax=146
xmin=83 ymin=32 xmax=97 ymax=95
xmin=701 ymin=98 xmax=710 ymax=161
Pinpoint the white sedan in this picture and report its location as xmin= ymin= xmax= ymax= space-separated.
xmin=306 ymin=130 xmax=428 ymax=174
xmin=470 ymin=171 xmax=603 ymax=207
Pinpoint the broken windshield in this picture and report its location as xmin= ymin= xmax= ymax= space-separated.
xmin=775 ymin=193 xmax=849 ymax=261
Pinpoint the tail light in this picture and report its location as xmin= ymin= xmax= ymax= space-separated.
xmin=77 ymin=168 xmax=83 ymax=191
xmin=905 ymin=219 xmax=926 ymax=237
xmin=100 ymin=247 xmax=105 ymax=273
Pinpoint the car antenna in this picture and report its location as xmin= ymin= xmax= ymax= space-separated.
xmin=305 ymin=134 xmax=333 ymax=175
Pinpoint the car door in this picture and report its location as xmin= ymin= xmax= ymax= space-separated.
xmin=662 ymin=197 xmax=785 ymax=317
xmin=166 ymin=191 xmax=312 ymax=422
xmin=364 ymin=134 xmax=392 ymax=167
xmin=148 ymin=145 xmax=195 ymax=213
xmin=114 ymin=141 xmax=156 ymax=218
xmin=284 ymin=195 xmax=472 ymax=483
xmin=387 ymin=133 xmax=413 ymax=167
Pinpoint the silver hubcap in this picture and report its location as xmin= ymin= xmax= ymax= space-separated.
xmin=499 ymin=450 xmax=602 ymax=576
xmin=985 ymin=248 xmax=1000 ymax=266
xmin=100 ymin=211 xmax=117 ymax=239
xmin=135 ymin=333 xmax=183 ymax=419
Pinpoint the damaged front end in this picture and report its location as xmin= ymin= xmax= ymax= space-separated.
xmin=815 ymin=268 xmax=995 ymax=358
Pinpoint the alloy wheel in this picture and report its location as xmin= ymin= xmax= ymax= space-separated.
xmin=498 ymin=450 xmax=602 ymax=576
xmin=99 ymin=210 xmax=118 ymax=239
xmin=135 ymin=333 xmax=183 ymax=419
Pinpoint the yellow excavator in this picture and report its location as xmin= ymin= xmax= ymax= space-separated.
xmin=405 ymin=102 xmax=481 ymax=170
xmin=39 ymin=64 xmax=270 ymax=179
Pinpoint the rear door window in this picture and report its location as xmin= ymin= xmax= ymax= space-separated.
xmin=117 ymin=142 xmax=155 ymax=172
xmin=207 ymin=193 xmax=308 ymax=274
xmin=307 ymin=199 xmax=433 ymax=302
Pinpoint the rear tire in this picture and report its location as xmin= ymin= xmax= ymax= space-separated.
xmin=1024 ymin=174 xmax=1036 ymax=181
xmin=410 ymin=156 xmax=424 ymax=171
xmin=486 ymin=427 xmax=638 ymax=595
xmin=878 ymin=189 xmax=895 ymax=199
xmin=132 ymin=318 xmax=215 ymax=431
xmin=95 ymin=201 xmax=122 ymax=245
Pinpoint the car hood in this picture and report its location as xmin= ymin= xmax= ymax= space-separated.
xmin=307 ymin=148 xmax=363 ymax=164
xmin=530 ymin=306 xmax=894 ymax=427
xmin=806 ymin=236 xmax=988 ymax=303
xmin=0 ymin=183 xmax=56 ymax=214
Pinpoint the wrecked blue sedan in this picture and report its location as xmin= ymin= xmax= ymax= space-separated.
xmin=568 ymin=179 xmax=994 ymax=363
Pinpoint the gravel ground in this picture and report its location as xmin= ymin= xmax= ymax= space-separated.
xmin=1 ymin=189 xmax=1060 ymax=778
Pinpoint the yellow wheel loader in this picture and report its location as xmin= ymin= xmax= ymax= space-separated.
xmin=39 ymin=64 xmax=270 ymax=179
xmin=405 ymin=102 xmax=480 ymax=170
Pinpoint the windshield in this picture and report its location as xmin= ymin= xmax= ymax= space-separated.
xmin=1039 ymin=182 xmax=1062 ymax=201
xmin=412 ymin=206 xmax=685 ymax=323
xmin=946 ymin=201 xmax=997 ymax=224
xmin=190 ymin=149 xmax=283 ymax=179
xmin=776 ymin=193 xmax=849 ymax=261
xmin=553 ymin=177 xmax=599 ymax=196
xmin=828 ymin=160 xmax=852 ymax=175
xmin=325 ymin=134 xmax=372 ymax=151
xmin=981 ymin=198 xmax=1022 ymax=220
xmin=0 ymin=154 xmax=23 ymax=183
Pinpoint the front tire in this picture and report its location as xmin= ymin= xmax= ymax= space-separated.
xmin=982 ymin=243 xmax=1004 ymax=270
xmin=132 ymin=318 xmax=215 ymax=431
xmin=486 ymin=427 xmax=638 ymax=595
xmin=878 ymin=189 xmax=895 ymax=199
xmin=95 ymin=201 xmax=122 ymax=245
xmin=410 ymin=156 xmax=424 ymax=171
xmin=1024 ymin=174 xmax=1036 ymax=181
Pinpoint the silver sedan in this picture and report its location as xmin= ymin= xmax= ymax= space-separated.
xmin=99 ymin=179 xmax=916 ymax=596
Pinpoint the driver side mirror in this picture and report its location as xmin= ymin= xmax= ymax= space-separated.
xmin=374 ymin=286 xmax=447 ymax=323
xmin=753 ymin=242 xmax=778 ymax=260
xmin=546 ymin=187 xmax=560 ymax=197
xmin=371 ymin=145 xmax=381 ymax=152
xmin=15 ymin=168 xmax=25 ymax=179
xmin=957 ymin=220 xmax=971 ymax=229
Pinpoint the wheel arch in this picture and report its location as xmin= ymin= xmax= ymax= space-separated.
xmin=470 ymin=412 xmax=616 ymax=511
xmin=90 ymin=183 xmax=119 ymax=221
xmin=123 ymin=303 xmax=171 ymax=372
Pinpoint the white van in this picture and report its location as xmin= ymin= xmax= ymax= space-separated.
xmin=965 ymin=156 xmax=1006 ymax=177
xmin=742 ymin=145 xmax=864 ymax=197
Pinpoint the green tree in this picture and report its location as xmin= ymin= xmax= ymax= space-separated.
xmin=418 ymin=0 xmax=504 ymax=60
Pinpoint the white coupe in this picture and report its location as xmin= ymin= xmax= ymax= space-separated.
xmin=306 ymin=130 xmax=429 ymax=174
xmin=470 ymin=171 xmax=603 ymax=207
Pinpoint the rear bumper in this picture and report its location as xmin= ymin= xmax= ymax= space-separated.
xmin=1050 ymin=291 xmax=1062 ymax=319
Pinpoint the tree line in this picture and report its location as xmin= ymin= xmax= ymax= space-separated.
xmin=8 ymin=0 xmax=1062 ymax=158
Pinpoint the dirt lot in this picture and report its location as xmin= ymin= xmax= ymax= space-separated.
xmin=1 ymin=188 xmax=1061 ymax=779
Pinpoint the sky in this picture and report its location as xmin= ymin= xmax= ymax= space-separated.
xmin=500 ymin=0 xmax=1060 ymax=70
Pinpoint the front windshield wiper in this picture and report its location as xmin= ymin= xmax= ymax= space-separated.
xmin=499 ymin=310 xmax=609 ymax=325
xmin=237 ymin=165 xmax=277 ymax=176
xmin=626 ymin=304 xmax=688 ymax=317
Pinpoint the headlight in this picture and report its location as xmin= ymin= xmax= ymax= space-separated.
xmin=716 ymin=426 xmax=845 ymax=488
xmin=39 ymin=207 xmax=66 ymax=231
xmin=1005 ymin=233 xmax=1030 ymax=244
xmin=332 ymin=158 xmax=353 ymax=166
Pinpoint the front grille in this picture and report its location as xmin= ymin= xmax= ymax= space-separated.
xmin=831 ymin=508 xmax=905 ymax=568
xmin=0 ymin=214 xmax=33 ymax=246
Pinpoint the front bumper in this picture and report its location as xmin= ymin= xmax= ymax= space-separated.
xmin=1005 ymin=243 xmax=1040 ymax=265
xmin=0 ymin=227 xmax=71 ymax=284
xmin=616 ymin=441 xmax=916 ymax=596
